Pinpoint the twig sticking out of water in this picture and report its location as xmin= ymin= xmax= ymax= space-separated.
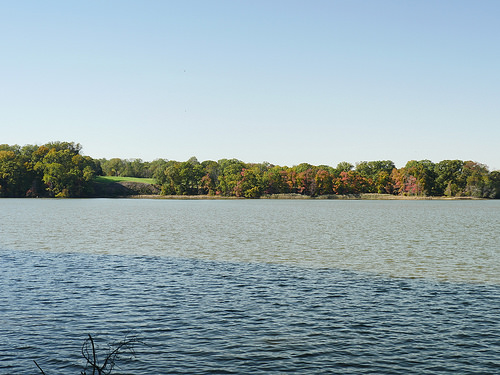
xmin=82 ymin=334 xmax=140 ymax=375
xmin=34 ymin=360 xmax=46 ymax=375
xmin=34 ymin=334 xmax=141 ymax=375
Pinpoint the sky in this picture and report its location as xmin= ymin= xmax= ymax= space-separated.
xmin=1 ymin=0 xmax=499 ymax=169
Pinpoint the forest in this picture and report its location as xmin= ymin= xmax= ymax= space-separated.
xmin=1 ymin=141 xmax=499 ymax=199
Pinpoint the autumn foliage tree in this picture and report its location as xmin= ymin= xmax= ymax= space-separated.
xmin=149 ymin=157 xmax=498 ymax=198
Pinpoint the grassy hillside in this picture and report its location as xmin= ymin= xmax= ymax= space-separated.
xmin=91 ymin=176 xmax=159 ymax=197
xmin=94 ymin=176 xmax=156 ymax=185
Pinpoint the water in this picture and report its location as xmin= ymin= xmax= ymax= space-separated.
xmin=1 ymin=199 xmax=499 ymax=374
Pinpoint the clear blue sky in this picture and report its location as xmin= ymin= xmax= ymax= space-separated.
xmin=2 ymin=1 xmax=499 ymax=169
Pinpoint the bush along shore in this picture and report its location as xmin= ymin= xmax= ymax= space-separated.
xmin=1 ymin=141 xmax=499 ymax=199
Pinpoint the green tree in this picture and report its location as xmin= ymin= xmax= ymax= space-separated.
xmin=102 ymin=158 xmax=126 ymax=176
xmin=356 ymin=160 xmax=395 ymax=180
xmin=355 ymin=160 xmax=395 ymax=194
xmin=161 ymin=159 xmax=204 ymax=195
xmin=262 ymin=165 xmax=288 ymax=195
xmin=403 ymin=160 xmax=437 ymax=196
xmin=374 ymin=170 xmax=394 ymax=194
xmin=462 ymin=161 xmax=493 ymax=198
xmin=489 ymin=170 xmax=500 ymax=198
xmin=200 ymin=160 xmax=219 ymax=195
xmin=33 ymin=142 xmax=98 ymax=197
xmin=150 ymin=159 xmax=171 ymax=184
xmin=336 ymin=161 xmax=354 ymax=173
xmin=434 ymin=160 xmax=464 ymax=196
xmin=121 ymin=159 xmax=148 ymax=177
xmin=0 ymin=150 xmax=27 ymax=197
xmin=234 ymin=166 xmax=263 ymax=198
xmin=216 ymin=159 xmax=246 ymax=196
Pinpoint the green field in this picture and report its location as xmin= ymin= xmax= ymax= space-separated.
xmin=94 ymin=176 xmax=156 ymax=184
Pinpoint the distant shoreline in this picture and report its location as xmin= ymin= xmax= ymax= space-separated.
xmin=124 ymin=193 xmax=485 ymax=200
xmin=2 ymin=141 xmax=498 ymax=199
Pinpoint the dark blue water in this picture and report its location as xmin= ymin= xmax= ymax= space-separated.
xmin=1 ymin=249 xmax=499 ymax=374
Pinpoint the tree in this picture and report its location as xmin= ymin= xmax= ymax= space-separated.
xmin=333 ymin=170 xmax=369 ymax=195
xmin=374 ymin=170 xmax=394 ymax=194
xmin=489 ymin=170 xmax=500 ymax=199
xmin=462 ymin=161 xmax=493 ymax=198
xmin=150 ymin=159 xmax=171 ymax=184
xmin=336 ymin=161 xmax=354 ymax=173
xmin=216 ymin=159 xmax=246 ymax=196
xmin=34 ymin=148 xmax=96 ymax=197
xmin=315 ymin=169 xmax=334 ymax=195
xmin=161 ymin=160 xmax=204 ymax=195
xmin=234 ymin=166 xmax=263 ymax=198
xmin=161 ymin=162 xmax=181 ymax=195
xmin=397 ymin=160 xmax=437 ymax=196
xmin=29 ymin=143 xmax=99 ymax=197
xmin=44 ymin=141 xmax=82 ymax=154
xmin=354 ymin=160 xmax=395 ymax=193
xmin=101 ymin=158 xmax=126 ymax=176
xmin=200 ymin=160 xmax=219 ymax=195
xmin=0 ymin=150 xmax=28 ymax=197
xmin=434 ymin=160 xmax=464 ymax=196
xmin=356 ymin=160 xmax=395 ymax=180
xmin=263 ymin=165 xmax=290 ymax=195
xmin=297 ymin=168 xmax=317 ymax=196
xmin=284 ymin=167 xmax=300 ymax=194
xmin=121 ymin=159 xmax=149 ymax=178
xmin=179 ymin=160 xmax=204 ymax=195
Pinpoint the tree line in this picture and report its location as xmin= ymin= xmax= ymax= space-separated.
xmin=148 ymin=158 xmax=500 ymax=198
xmin=1 ymin=142 xmax=499 ymax=198
xmin=0 ymin=142 xmax=100 ymax=198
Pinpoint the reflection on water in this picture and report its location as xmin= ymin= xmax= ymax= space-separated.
xmin=1 ymin=199 xmax=499 ymax=284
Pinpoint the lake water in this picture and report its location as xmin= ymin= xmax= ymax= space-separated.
xmin=1 ymin=199 xmax=499 ymax=374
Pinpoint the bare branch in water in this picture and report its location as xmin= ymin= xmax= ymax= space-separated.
xmin=34 ymin=360 xmax=46 ymax=375
xmin=35 ymin=334 xmax=142 ymax=375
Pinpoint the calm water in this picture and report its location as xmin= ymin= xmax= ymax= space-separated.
xmin=1 ymin=199 xmax=499 ymax=374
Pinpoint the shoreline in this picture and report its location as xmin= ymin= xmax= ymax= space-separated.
xmin=125 ymin=193 xmax=486 ymax=200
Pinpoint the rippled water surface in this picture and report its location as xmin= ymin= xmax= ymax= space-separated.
xmin=1 ymin=199 xmax=499 ymax=373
